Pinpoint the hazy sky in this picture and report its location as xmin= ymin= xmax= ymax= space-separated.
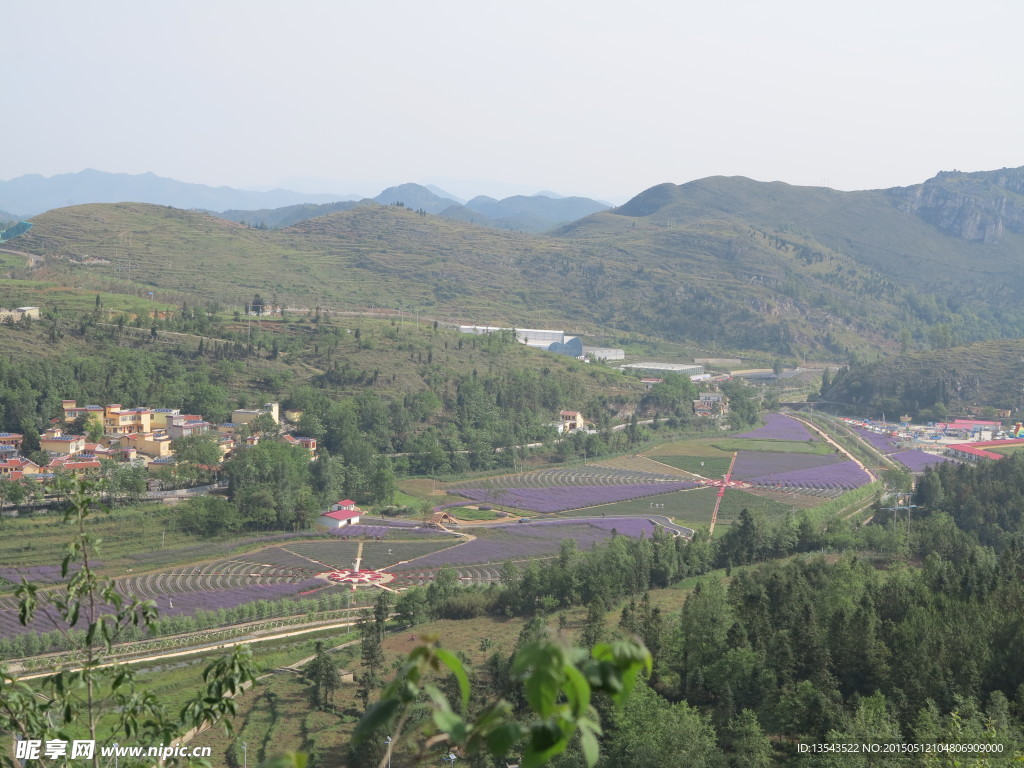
xmin=5 ymin=0 xmax=1023 ymax=203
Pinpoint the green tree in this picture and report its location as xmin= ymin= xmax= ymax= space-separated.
xmin=306 ymin=641 xmax=341 ymax=709
xmin=369 ymin=455 xmax=397 ymax=505
xmin=724 ymin=709 xmax=773 ymax=768
xmin=600 ymin=683 xmax=721 ymax=768
xmin=357 ymin=609 xmax=386 ymax=709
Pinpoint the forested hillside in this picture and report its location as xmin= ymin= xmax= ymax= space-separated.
xmin=351 ymin=457 xmax=1024 ymax=767
xmin=10 ymin=167 xmax=1024 ymax=358
xmin=814 ymin=338 xmax=1024 ymax=419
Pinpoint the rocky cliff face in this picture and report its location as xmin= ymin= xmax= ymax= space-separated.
xmin=887 ymin=166 xmax=1024 ymax=243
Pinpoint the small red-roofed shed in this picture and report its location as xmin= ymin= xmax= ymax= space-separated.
xmin=320 ymin=500 xmax=361 ymax=528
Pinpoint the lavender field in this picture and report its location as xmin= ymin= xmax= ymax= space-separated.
xmin=852 ymin=426 xmax=903 ymax=455
xmin=0 ymin=562 xmax=96 ymax=586
xmin=453 ymin=482 xmax=700 ymax=513
xmin=0 ymin=577 xmax=328 ymax=640
xmin=736 ymin=413 xmax=815 ymax=441
xmin=745 ymin=460 xmax=871 ymax=491
xmin=890 ymin=450 xmax=951 ymax=472
xmin=387 ymin=518 xmax=660 ymax=570
xmin=452 ymin=465 xmax=688 ymax=491
xmin=731 ymin=451 xmax=844 ymax=481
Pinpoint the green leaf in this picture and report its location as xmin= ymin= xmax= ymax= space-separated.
xmin=485 ymin=721 xmax=523 ymax=758
xmin=261 ymin=752 xmax=308 ymax=768
xmin=580 ymin=728 xmax=600 ymax=767
xmin=351 ymin=697 xmax=400 ymax=745
xmin=561 ymin=664 xmax=591 ymax=718
xmin=433 ymin=647 xmax=470 ymax=711
xmin=432 ymin=707 xmax=468 ymax=744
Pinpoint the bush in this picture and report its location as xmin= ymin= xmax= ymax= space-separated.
xmin=434 ymin=591 xmax=494 ymax=619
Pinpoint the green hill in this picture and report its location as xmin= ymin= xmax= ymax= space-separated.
xmin=822 ymin=337 xmax=1024 ymax=419
xmin=13 ymin=167 xmax=1024 ymax=358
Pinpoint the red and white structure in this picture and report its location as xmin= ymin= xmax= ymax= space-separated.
xmin=320 ymin=499 xmax=362 ymax=528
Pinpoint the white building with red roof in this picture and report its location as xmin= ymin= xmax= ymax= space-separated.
xmin=320 ymin=499 xmax=362 ymax=528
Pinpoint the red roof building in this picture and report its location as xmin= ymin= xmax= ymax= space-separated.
xmin=320 ymin=500 xmax=362 ymax=528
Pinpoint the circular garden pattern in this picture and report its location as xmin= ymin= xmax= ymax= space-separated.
xmin=325 ymin=568 xmax=393 ymax=586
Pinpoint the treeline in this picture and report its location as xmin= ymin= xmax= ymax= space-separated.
xmin=911 ymin=453 xmax=1024 ymax=547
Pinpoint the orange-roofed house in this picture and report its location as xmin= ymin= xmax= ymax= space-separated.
xmin=0 ymin=457 xmax=40 ymax=477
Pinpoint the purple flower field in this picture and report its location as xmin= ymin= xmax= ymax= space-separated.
xmin=452 ymin=482 xmax=699 ymax=513
xmin=0 ymin=563 xmax=96 ymax=586
xmin=327 ymin=525 xmax=392 ymax=539
xmin=746 ymin=460 xmax=871 ymax=490
xmin=731 ymin=451 xmax=844 ymax=481
xmin=736 ymin=414 xmax=815 ymax=441
xmin=852 ymin=426 xmax=904 ymax=455
xmin=891 ymin=450 xmax=951 ymax=472
xmin=0 ymin=577 xmax=327 ymax=639
xmin=510 ymin=517 xmax=658 ymax=538
xmin=388 ymin=518 xmax=656 ymax=570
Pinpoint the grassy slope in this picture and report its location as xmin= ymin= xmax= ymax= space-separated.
xmin=13 ymin=184 xmax=1024 ymax=359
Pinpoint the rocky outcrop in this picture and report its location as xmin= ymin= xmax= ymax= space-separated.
xmin=887 ymin=167 xmax=1024 ymax=243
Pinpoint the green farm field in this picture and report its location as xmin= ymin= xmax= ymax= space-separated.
xmin=709 ymin=438 xmax=832 ymax=454
xmin=990 ymin=444 xmax=1024 ymax=457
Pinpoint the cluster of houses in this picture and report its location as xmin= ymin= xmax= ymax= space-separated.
xmin=0 ymin=400 xmax=318 ymax=484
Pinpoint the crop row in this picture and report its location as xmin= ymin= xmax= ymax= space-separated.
xmin=456 ymin=465 xmax=687 ymax=492
xmin=253 ymin=543 xmax=360 ymax=571
xmin=852 ymin=426 xmax=903 ymax=455
xmin=389 ymin=565 xmax=504 ymax=587
xmin=890 ymin=449 xmax=951 ymax=472
xmin=453 ymin=482 xmax=700 ymax=513
xmin=388 ymin=519 xmax=658 ymax=570
xmin=325 ymin=523 xmax=447 ymax=538
xmin=116 ymin=564 xmax=311 ymax=600
xmin=736 ymin=413 xmax=815 ymax=441
xmin=745 ymin=460 xmax=871 ymax=490
xmin=730 ymin=450 xmax=844 ymax=481
xmin=0 ymin=562 xmax=96 ymax=586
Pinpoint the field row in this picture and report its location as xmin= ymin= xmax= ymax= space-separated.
xmin=452 ymin=465 xmax=690 ymax=492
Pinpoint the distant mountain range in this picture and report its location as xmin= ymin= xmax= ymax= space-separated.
xmin=216 ymin=182 xmax=609 ymax=233
xmin=0 ymin=169 xmax=357 ymax=218
xmin=0 ymin=171 xmax=609 ymax=234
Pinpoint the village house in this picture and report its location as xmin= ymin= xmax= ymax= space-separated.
xmin=282 ymin=434 xmax=318 ymax=458
xmin=231 ymin=402 xmax=280 ymax=426
xmin=118 ymin=431 xmax=173 ymax=459
xmin=559 ymin=410 xmax=586 ymax=432
xmin=0 ymin=456 xmax=40 ymax=479
xmin=149 ymin=408 xmax=182 ymax=430
xmin=693 ymin=391 xmax=729 ymax=417
xmin=47 ymin=456 xmax=103 ymax=476
xmin=167 ymin=415 xmax=212 ymax=439
xmin=39 ymin=427 xmax=87 ymax=457
xmin=147 ymin=456 xmax=176 ymax=474
xmin=320 ymin=499 xmax=362 ymax=528
xmin=61 ymin=401 xmax=158 ymax=436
